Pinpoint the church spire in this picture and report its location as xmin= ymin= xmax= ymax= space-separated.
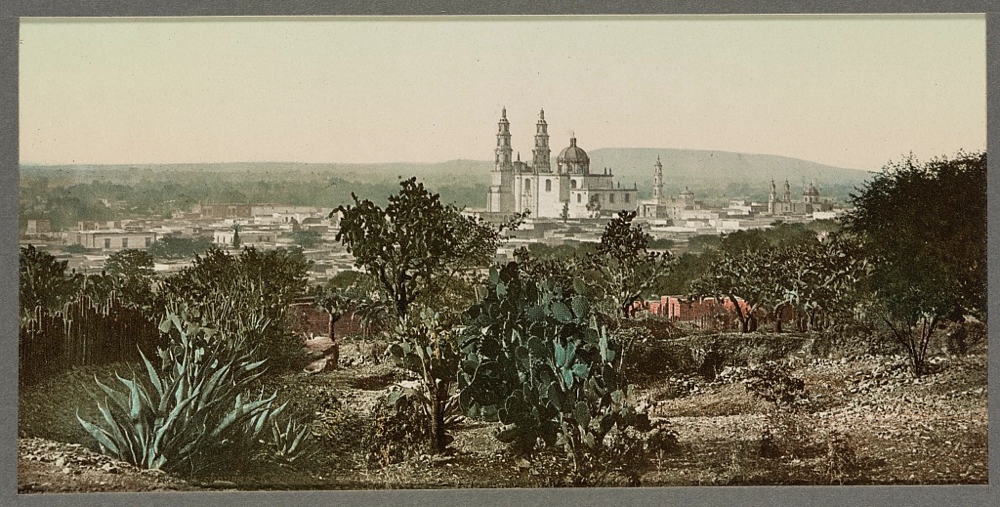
xmin=532 ymin=108 xmax=551 ymax=172
xmin=495 ymin=107 xmax=512 ymax=170
xmin=653 ymin=155 xmax=663 ymax=203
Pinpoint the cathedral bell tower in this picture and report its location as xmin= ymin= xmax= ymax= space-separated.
xmin=653 ymin=155 xmax=664 ymax=204
xmin=495 ymin=107 xmax=513 ymax=170
xmin=532 ymin=109 xmax=551 ymax=172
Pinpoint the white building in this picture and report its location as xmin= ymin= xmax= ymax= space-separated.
xmin=485 ymin=109 xmax=637 ymax=219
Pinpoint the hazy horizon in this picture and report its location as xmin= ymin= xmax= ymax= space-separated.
xmin=19 ymin=16 xmax=986 ymax=171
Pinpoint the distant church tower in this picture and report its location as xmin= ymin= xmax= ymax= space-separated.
xmin=653 ymin=155 xmax=664 ymax=204
xmin=496 ymin=107 xmax=513 ymax=169
xmin=783 ymin=179 xmax=791 ymax=203
xmin=532 ymin=109 xmax=551 ymax=172
xmin=487 ymin=108 xmax=515 ymax=213
xmin=768 ymin=179 xmax=777 ymax=213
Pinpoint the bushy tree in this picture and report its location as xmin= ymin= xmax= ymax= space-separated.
xmin=103 ymin=249 xmax=157 ymax=309
xmin=589 ymin=211 xmax=674 ymax=319
xmin=290 ymin=229 xmax=322 ymax=248
xmin=843 ymin=151 xmax=986 ymax=377
xmin=334 ymin=177 xmax=511 ymax=319
xmin=147 ymin=236 xmax=214 ymax=260
xmin=19 ymin=244 xmax=79 ymax=316
xmin=159 ymin=246 xmax=311 ymax=366
xmin=691 ymin=231 xmax=785 ymax=333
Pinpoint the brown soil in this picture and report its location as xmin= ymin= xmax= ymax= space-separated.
xmin=18 ymin=336 xmax=988 ymax=492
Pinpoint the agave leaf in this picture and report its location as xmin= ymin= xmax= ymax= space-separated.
xmin=140 ymin=351 xmax=164 ymax=399
xmin=94 ymin=375 xmax=129 ymax=412
xmin=77 ymin=411 xmax=120 ymax=456
xmin=211 ymin=393 xmax=276 ymax=438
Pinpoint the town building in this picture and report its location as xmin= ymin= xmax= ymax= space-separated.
xmin=66 ymin=229 xmax=159 ymax=251
xmin=767 ymin=180 xmax=834 ymax=215
xmin=485 ymin=109 xmax=637 ymax=219
xmin=637 ymin=156 xmax=702 ymax=220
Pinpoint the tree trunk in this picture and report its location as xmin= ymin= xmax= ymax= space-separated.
xmin=327 ymin=314 xmax=339 ymax=370
xmin=428 ymin=381 xmax=447 ymax=453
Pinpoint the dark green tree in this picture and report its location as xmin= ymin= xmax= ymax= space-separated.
xmin=333 ymin=177 xmax=509 ymax=319
xmin=19 ymin=244 xmax=79 ymax=316
xmin=290 ymin=229 xmax=322 ymax=248
xmin=589 ymin=211 xmax=673 ymax=319
xmin=103 ymin=249 xmax=157 ymax=309
xmin=843 ymin=151 xmax=986 ymax=376
xmin=147 ymin=236 xmax=214 ymax=260
xmin=159 ymin=246 xmax=312 ymax=366
xmin=690 ymin=230 xmax=785 ymax=333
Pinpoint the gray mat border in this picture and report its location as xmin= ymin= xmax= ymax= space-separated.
xmin=1 ymin=1 xmax=996 ymax=506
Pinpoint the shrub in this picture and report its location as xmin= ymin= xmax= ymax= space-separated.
xmin=159 ymin=246 xmax=311 ymax=369
xmin=824 ymin=429 xmax=858 ymax=484
xmin=459 ymin=263 xmax=647 ymax=473
xmin=387 ymin=308 xmax=461 ymax=453
xmin=738 ymin=361 xmax=816 ymax=460
xmin=77 ymin=311 xmax=310 ymax=475
xmin=362 ymin=389 xmax=431 ymax=466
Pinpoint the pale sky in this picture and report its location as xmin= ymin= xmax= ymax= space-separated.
xmin=19 ymin=15 xmax=986 ymax=171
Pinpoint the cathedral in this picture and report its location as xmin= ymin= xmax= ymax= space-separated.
xmin=767 ymin=179 xmax=833 ymax=215
xmin=486 ymin=108 xmax=636 ymax=219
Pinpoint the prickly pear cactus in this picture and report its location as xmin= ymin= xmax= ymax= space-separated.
xmin=459 ymin=262 xmax=638 ymax=465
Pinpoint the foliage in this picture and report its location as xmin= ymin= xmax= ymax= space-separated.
xmin=103 ymin=249 xmax=157 ymax=310
xmin=459 ymin=263 xmax=647 ymax=472
xmin=387 ymin=307 xmax=461 ymax=453
xmin=290 ymin=229 xmax=322 ymax=248
xmin=159 ymin=246 xmax=311 ymax=367
xmin=589 ymin=211 xmax=673 ymax=319
xmin=19 ymin=244 xmax=79 ymax=316
xmin=843 ymin=151 xmax=986 ymax=376
xmin=362 ymin=389 xmax=431 ymax=466
xmin=780 ymin=233 xmax=869 ymax=331
xmin=147 ymin=236 xmax=214 ymax=260
xmin=334 ymin=177 xmax=511 ymax=318
xmin=77 ymin=312 xmax=310 ymax=474
xmin=737 ymin=361 xmax=813 ymax=460
xmin=690 ymin=231 xmax=786 ymax=333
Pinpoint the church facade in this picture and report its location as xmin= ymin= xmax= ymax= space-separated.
xmin=767 ymin=180 xmax=833 ymax=215
xmin=486 ymin=109 xmax=636 ymax=219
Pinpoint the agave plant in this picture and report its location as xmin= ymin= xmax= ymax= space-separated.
xmin=269 ymin=416 xmax=313 ymax=463
xmin=77 ymin=311 xmax=306 ymax=474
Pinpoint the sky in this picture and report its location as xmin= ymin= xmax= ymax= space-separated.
xmin=19 ymin=15 xmax=986 ymax=171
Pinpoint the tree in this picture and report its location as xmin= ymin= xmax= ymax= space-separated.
xmin=147 ymin=236 xmax=214 ymax=260
xmin=781 ymin=233 xmax=868 ymax=331
xmin=290 ymin=229 xmax=322 ymax=248
xmin=333 ymin=177 xmax=508 ymax=319
xmin=459 ymin=263 xmax=653 ymax=478
xmin=104 ymin=249 xmax=157 ymax=309
xmin=690 ymin=230 xmax=785 ymax=333
xmin=231 ymin=224 xmax=241 ymax=249
xmin=159 ymin=246 xmax=312 ymax=366
xmin=589 ymin=211 xmax=673 ymax=319
xmin=19 ymin=244 xmax=80 ymax=316
xmin=843 ymin=151 xmax=986 ymax=377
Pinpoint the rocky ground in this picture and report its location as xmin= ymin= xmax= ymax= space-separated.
xmin=18 ymin=334 xmax=989 ymax=492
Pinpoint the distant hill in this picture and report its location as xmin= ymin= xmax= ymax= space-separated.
xmin=21 ymin=149 xmax=872 ymax=204
xmin=588 ymin=148 xmax=871 ymax=190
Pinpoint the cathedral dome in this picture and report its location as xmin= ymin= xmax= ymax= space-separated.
xmin=557 ymin=137 xmax=590 ymax=164
xmin=804 ymin=183 xmax=820 ymax=196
